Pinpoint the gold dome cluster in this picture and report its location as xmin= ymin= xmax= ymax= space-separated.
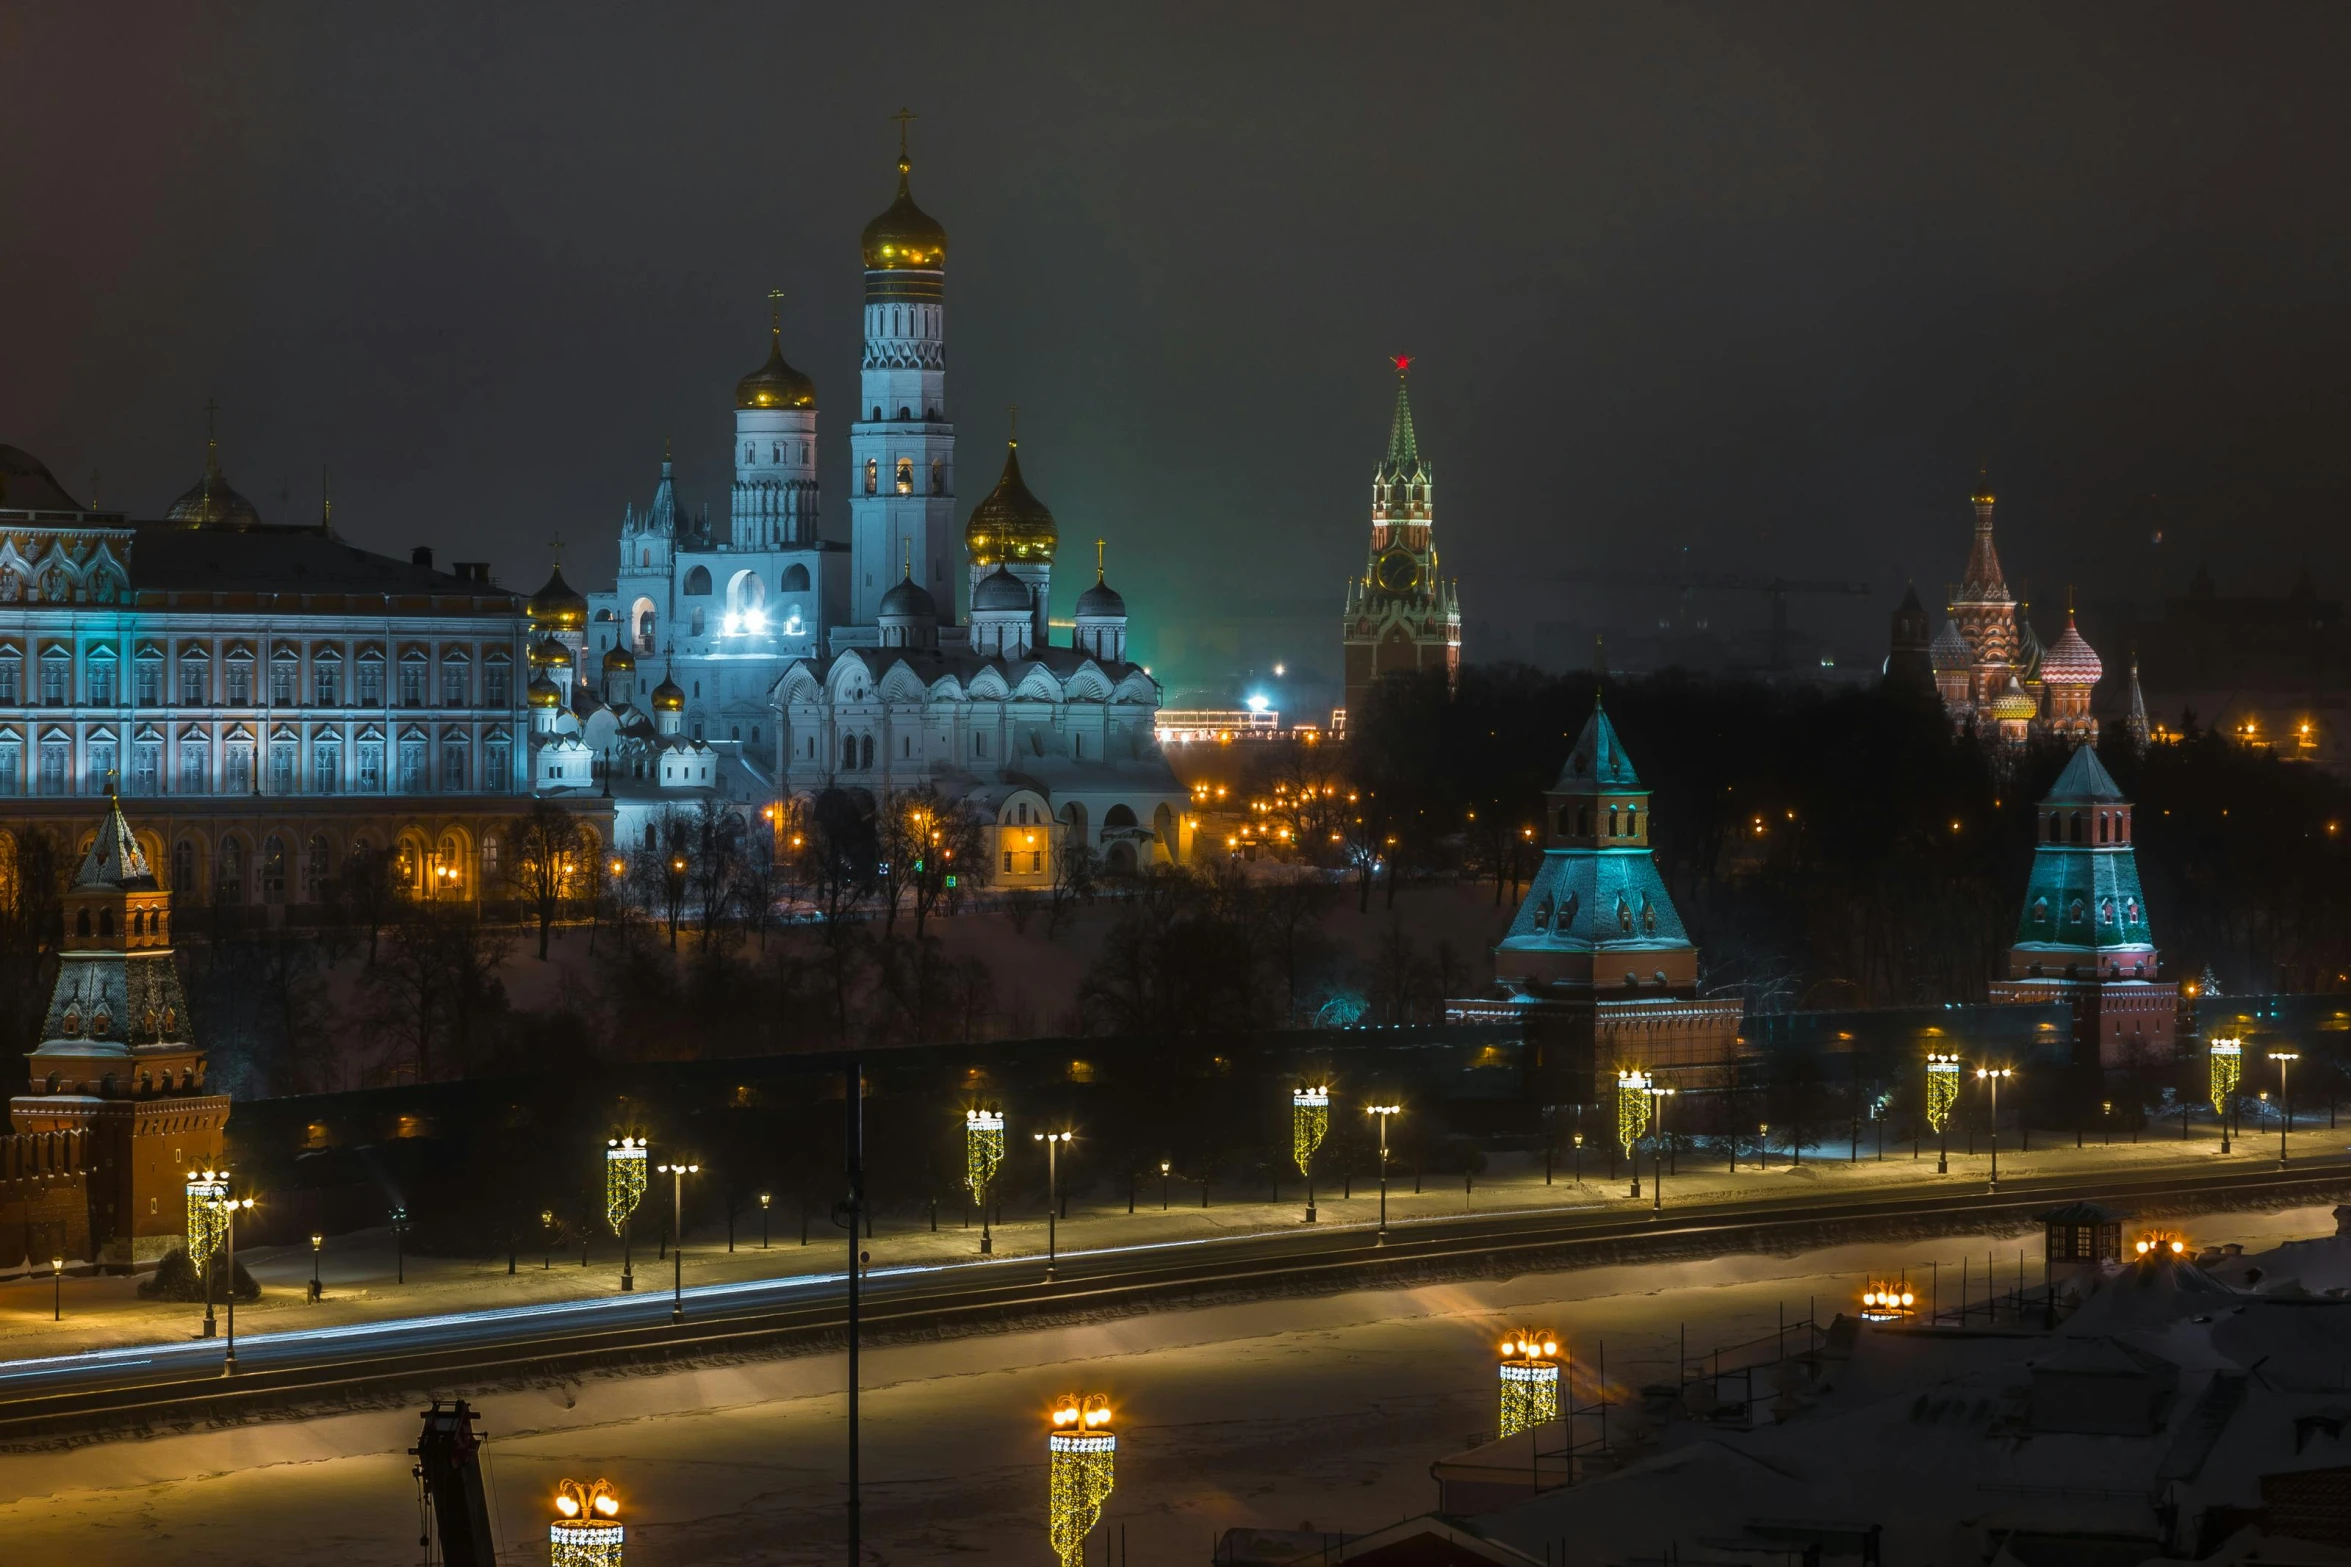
xmin=862 ymin=158 xmax=947 ymax=271
xmin=528 ymin=566 xmax=588 ymax=632
xmin=964 ymin=442 xmax=1057 ymax=565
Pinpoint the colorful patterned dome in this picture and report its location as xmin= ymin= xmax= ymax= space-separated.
xmin=1990 ymin=678 xmax=2039 ymax=723
xmin=1929 ymin=619 xmax=1971 ymax=673
xmin=2040 ymin=613 xmax=2104 ymax=686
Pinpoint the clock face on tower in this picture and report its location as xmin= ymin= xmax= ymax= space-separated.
xmin=1375 ymin=549 xmax=1421 ymax=593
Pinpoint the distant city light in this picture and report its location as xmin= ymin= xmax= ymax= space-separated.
xmin=1245 ymin=694 xmax=1271 ymax=714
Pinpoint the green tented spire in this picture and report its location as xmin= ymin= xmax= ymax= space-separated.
xmin=1386 ymin=358 xmax=1420 ymax=469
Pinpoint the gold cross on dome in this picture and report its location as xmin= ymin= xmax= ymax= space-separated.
xmin=768 ymin=287 xmax=784 ymax=332
xmin=546 ymin=531 xmax=565 ymax=567
xmin=891 ymin=107 xmax=917 ymax=159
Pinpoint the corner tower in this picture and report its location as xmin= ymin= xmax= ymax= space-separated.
xmin=1989 ymin=745 xmax=2175 ymax=1068
xmin=1341 ymin=357 xmax=1461 ymax=725
xmin=1453 ymin=701 xmax=1744 ymax=1103
xmin=849 ymin=114 xmax=956 ymax=625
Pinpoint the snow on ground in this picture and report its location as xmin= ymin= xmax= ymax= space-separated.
xmin=0 ymin=1201 xmax=2338 ymax=1565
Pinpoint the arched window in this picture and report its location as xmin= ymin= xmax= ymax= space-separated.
xmin=683 ymin=566 xmax=711 ymax=596
xmin=842 ymin=736 xmax=857 ymax=770
xmin=691 ymin=608 xmax=706 ymax=637
xmin=745 ymin=443 xmax=755 ymax=463
xmin=1576 ymin=805 xmax=1593 ymax=836
xmin=306 ymin=835 xmax=332 ymax=903
xmin=894 ymin=457 xmax=914 ymax=494
xmin=216 ymin=838 xmax=246 ymax=905
xmin=780 ymin=564 xmax=811 ymax=592
xmin=2047 ymin=814 xmax=2061 ymax=843
xmin=897 ymin=406 xmax=912 ymax=421
xmin=1104 ymin=804 xmax=1138 ymax=829
xmin=859 ymin=735 xmax=874 ymax=770
xmin=2097 ymin=813 xmax=2109 ymax=844
xmin=863 ymin=459 xmax=878 ymax=495
xmin=172 ymin=839 xmax=196 ymax=893
xmin=931 ymin=458 xmax=946 ymax=496
xmin=2069 ymin=812 xmax=2084 ymax=844
xmin=1607 ymin=807 xmax=1619 ymax=837
xmin=74 ymin=908 xmax=90 ymax=937
xmin=261 ymin=836 xmax=287 ymax=904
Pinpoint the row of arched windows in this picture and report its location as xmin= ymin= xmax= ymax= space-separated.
xmin=861 ymin=457 xmax=947 ymax=497
xmin=2045 ymin=808 xmax=2131 ymax=845
xmin=1562 ymin=802 xmax=1641 ymax=839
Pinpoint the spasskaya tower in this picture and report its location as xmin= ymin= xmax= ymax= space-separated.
xmin=1341 ymin=357 xmax=1461 ymax=728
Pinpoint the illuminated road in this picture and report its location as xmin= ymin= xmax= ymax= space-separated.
xmin=4 ymin=1153 xmax=2347 ymax=1439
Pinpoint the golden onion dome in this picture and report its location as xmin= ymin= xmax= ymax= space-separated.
xmin=531 ymin=635 xmax=575 ymax=670
xmin=528 ymin=565 xmax=588 ymax=632
xmin=736 ymin=329 xmax=817 ymax=411
xmin=1990 ymin=678 xmax=2039 ymax=722
xmin=862 ymin=158 xmax=947 ymax=270
xmin=526 ymin=674 xmax=563 ymax=709
xmin=964 ymin=442 xmax=1057 ymax=566
xmin=602 ymin=643 xmax=637 ymax=672
xmin=650 ymin=674 xmax=685 ymax=712
xmin=167 ymin=442 xmax=263 ymax=529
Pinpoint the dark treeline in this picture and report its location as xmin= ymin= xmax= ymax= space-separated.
xmin=1340 ymin=664 xmax=2351 ymax=1008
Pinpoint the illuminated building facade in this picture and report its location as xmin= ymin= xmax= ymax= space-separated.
xmin=11 ymin=795 xmax=226 ymax=1265
xmin=1452 ymin=699 xmax=1743 ymax=1098
xmin=1925 ymin=477 xmax=2102 ymax=749
xmin=1987 ymin=745 xmax=2176 ymax=1066
xmin=560 ymin=135 xmax=1188 ymax=875
xmin=0 ymin=440 xmax=572 ymax=910
xmin=1340 ymin=358 xmax=1461 ymax=727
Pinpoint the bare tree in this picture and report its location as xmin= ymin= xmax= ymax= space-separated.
xmin=686 ymin=799 xmax=746 ymax=946
xmin=632 ymin=808 xmax=694 ymax=951
xmin=339 ymin=844 xmax=396 ymax=965
xmin=505 ymin=798 xmax=583 ymax=960
xmin=1046 ymin=824 xmax=1099 ymax=938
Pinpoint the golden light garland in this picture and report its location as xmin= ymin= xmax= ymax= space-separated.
xmin=1616 ymin=1070 xmax=1652 ymax=1156
xmin=2208 ymin=1037 xmax=2242 ymax=1116
xmin=1291 ymin=1085 xmax=1330 ymax=1178
xmin=1048 ymin=1393 xmax=1116 ymax=1567
xmin=605 ymin=1138 xmax=648 ymax=1235
xmin=1496 ymin=1329 xmax=1561 ymax=1438
xmin=966 ymin=1108 xmax=1005 ymax=1203
xmin=550 ymin=1478 xmax=623 ymax=1567
xmin=1858 ymin=1280 xmax=1916 ymax=1321
xmin=2134 ymin=1232 xmax=2187 ymax=1259
xmin=185 ymin=1169 xmax=228 ymax=1269
xmin=1925 ymin=1053 xmax=1961 ymax=1133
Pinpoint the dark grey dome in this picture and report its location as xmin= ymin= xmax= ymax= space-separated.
xmin=879 ymin=573 xmax=937 ymax=619
xmin=971 ymin=565 xmax=1032 ymax=613
xmin=1075 ymin=575 xmax=1126 ymax=618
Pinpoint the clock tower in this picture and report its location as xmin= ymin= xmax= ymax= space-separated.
xmin=1341 ymin=357 xmax=1461 ymax=727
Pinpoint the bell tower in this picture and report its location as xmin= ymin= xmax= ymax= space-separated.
xmin=849 ymin=111 xmax=957 ymax=626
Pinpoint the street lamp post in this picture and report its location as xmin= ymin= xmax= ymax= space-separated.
xmin=1365 ymin=1104 xmax=1401 ymax=1242
xmin=968 ymin=1108 xmax=1005 ymax=1257
xmin=1618 ymin=1071 xmax=1651 ymax=1199
xmin=2272 ymin=1051 xmax=2300 ymax=1167
xmin=218 ymin=1190 xmax=255 ymax=1373
xmin=1571 ymin=1131 xmax=1583 ymax=1185
xmin=1033 ymin=1131 xmax=1072 ymax=1279
xmin=1646 ymin=1082 xmax=1678 ymax=1214
xmin=1159 ymin=1160 xmax=1170 ymax=1211
xmin=1293 ymin=1085 xmax=1330 ymax=1225
xmin=311 ymin=1231 xmax=325 ymax=1301
xmin=759 ymin=1191 xmax=772 ymax=1249
xmin=391 ymin=1205 xmax=410 ymax=1285
xmin=656 ymin=1161 xmax=699 ymax=1323
xmin=1976 ymin=1067 xmax=2014 ymax=1190
xmin=50 ymin=1256 xmax=62 ymax=1321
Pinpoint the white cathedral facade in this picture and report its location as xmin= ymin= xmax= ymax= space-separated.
xmin=529 ymin=141 xmax=1191 ymax=881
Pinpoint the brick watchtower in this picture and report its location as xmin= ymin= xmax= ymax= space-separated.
xmin=11 ymin=793 xmax=226 ymax=1265
xmin=1340 ymin=358 xmax=1461 ymax=727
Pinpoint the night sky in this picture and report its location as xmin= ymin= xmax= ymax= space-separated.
xmin=5 ymin=6 xmax=2349 ymax=709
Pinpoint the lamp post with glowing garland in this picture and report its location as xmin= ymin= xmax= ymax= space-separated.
xmin=1925 ymin=1053 xmax=1961 ymax=1175
xmin=1645 ymin=1079 xmax=1678 ymax=1213
xmin=1976 ymin=1066 xmax=2014 ymax=1191
xmin=1047 ymin=1393 xmax=1116 ymax=1567
xmin=1365 ymin=1103 xmax=1402 ymax=1242
xmin=1292 ymin=1085 xmax=1330 ymax=1223
xmin=655 ymin=1159 xmax=698 ymax=1323
xmin=186 ymin=1168 xmax=228 ymax=1338
xmin=606 ymin=1137 xmax=648 ymax=1291
xmin=1034 ymin=1129 xmax=1072 ymax=1279
xmin=210 ymin=1187 xmax=255 ymax=1373
xmin=2272 ymin=1050 xmax=2300 ymax=1167
xmin=550 ymin=1477 xmax=624 ymax=1567
xmin=2209 ymin=1037 xmax=2242 ymax=1153
xmin=1496 ymin=1330 xmax=1561 ymax=1438
xmin=967 ymin=1108 xmax=1005 ymax=1256
xmin=1617 ymin=1070 xmax=1652 ymax=1198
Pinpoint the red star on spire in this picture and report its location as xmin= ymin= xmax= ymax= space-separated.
xmin=1391 ymin=354 xmax=1413 ymax=375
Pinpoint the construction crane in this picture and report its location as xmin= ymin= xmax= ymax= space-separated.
xmin=1551 ymin=569 xmax=1873 ymax=671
